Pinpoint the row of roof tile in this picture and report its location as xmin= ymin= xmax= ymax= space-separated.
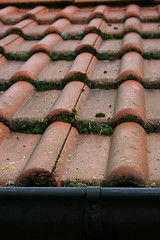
xmin=0 ymin=80 xmax=160 ymax=124
xmin=0 ymin=5 xmax=159 ymax=24
xmin=0 ymin=121 xmax=160 ymax=187
xmin=0 ymin=52 xmax=159 ymax=86
xmin=0 ymin=17 xmax=159 ymax=39
xmin=1 ymin=32 xmax=160 ymax=60
xmin=0 ymin=0 xmax=159 ymax=4
xmin=0 ymin=3 xmax=159 ymax=188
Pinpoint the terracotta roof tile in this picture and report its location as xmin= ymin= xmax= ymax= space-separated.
xmin=0 ymin=2 xmax=160 ymax=187
xmin=0 ymin=81 xmax=34 ymax=120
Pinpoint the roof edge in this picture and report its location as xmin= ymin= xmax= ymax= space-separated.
xmin=0 ymin=0 xmax=159 ymax=8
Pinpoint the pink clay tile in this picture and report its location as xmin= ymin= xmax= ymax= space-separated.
xmin=0 ymin=81 xmax=34 ymax=120
xmin=113 ymin=80 xmax=146 ymax=122
xmin=0 ymin=130 xmax=41 ymax=186
xmin=7 ymin=19 xmax=38 ymax=34
xmin=17 ymin=122 xmax=72 ymax=185
xmin=48 ymin=81 xmax=87 ymax=118
xmin=121 ymin=32 xmax=144 ymax=52
xmin=145 ymin=90 xmax=160 ymax=122
xmin=27 ymin=6 xmax=48 ymax=16
xmin=0 ymin=6 xmax=18 ymax=18
xmin=56 ymin=129 xmax=110 ymax=184
xmin=0 ymin=34 xmax=23 ymax=49
xmin=104 ymin=8 xmax=124 ymax=21
xmin=0 ymin=56 xmax=23 ymax=83
xmin=124 ymin=17 xmax=142 ymax=33
xmin=118 ymin=52 xmax=144 ymax=80
xmin=31 ymin=33 xmax=62 ymax=53
xmin=85 ymin=18 xmax=105 ymax=32
xmin=57 ymin=5 xmax=78 ymax=19
xmin=105 ymin=122 xmax=149 ymax=186
xmin=78 ymin=88 xmax=116 ymax=122
xmin=125 ymin=4 xmax=141 ymax=18
xmin=147 ymin=133 xmax=160 ymax=185
xmin=36 ymin=9 xmax=61 ymax=24
xmin=144 ymin=60 xmax=160 ymax=83
xmin=143 ymin=39 xmax=160 ymax=52
xmin=53 ymin=39 xmax=80 ymax=54
xmin=5 ymin=39 xmax=36 ymax=54
xmin=39 ymin=60 xmax=72 ymax=82
xmin=65 ymin=52 xmax=94 ymax=79
xmin=14 ymin=89 xmax=60 ymax=121
xmin=47 ymin=18 xmax=71 ymax=34
xmin=90 ymin=59 xmax=119 ymax=83
xmin=141 ymin=7 xmax=159 ymax=20
xmin=0 ymin=122 xmax=10 ymax=143
xmin=71 ymin=10 xmax=93 ymax=24
xmin=142 ymin=22 xmax=160 ymax=33
xmin=76 ymin=33 xmax=102 ymax=51
xmin=12 ymin=52 xmax=50 ymax=81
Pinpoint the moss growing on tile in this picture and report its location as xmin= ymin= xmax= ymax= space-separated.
xmin=102 ymin=175 xmax=145 ymax=187
xmin=111 ymin=114 xmax=145 ymax=129
xmin=61 ymin=178 xmax=102 ymax=187
xmin=6 ymin=52 xmax=30 ymax=61
xmin=55 ymin=113 xmax=113 ymax=135
xmin=146 ymin=121 xmax=160 ymax=133
xmin=142 ymin=51 xmax=160 ymax=60
xmin=76 ymin=120 xmax=113 ymax=135
xmin=66 ymin=72 xmax=89 ymax=84
xmin=10 ymin=118 xmax=52 ymax=134
xmin=51 ymin=52 xmax=77 ymax=61
xmin=1 ymin=114 xmax=159 ymax=135
xmin=5 ymin=49 xmax=160 ymax=62
xmin=19 ymin=171 xmax=58 ymax=187
xmin=141 ymin=32 xmax=160 ymax=39
xmin=0 ymin=165 xmax=15 ymax=170
xmin=78 ymin=46 xmax=96 ymax=56
xmin=62 ymin=179 xmax=88 ymax=187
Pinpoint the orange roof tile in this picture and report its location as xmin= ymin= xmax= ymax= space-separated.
xmin=0 ymin=2 xmax=160 ymax=187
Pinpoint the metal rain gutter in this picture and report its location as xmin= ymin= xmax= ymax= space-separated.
xmin=0 ymin=186 xmax=160 ymax=238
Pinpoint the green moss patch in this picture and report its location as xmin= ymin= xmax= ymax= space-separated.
xmin=19 ymin=171 xmax=58 ymax=187
xmin=61 ymin=178 xmax=102 ymax=187
xmin=1 ymin=29 xmax=160 ymax=45
xmin=4 ymin=48 xmax=160 ymax=62
xmin=102 ymin=175 xmax=145 ymax=187
xmin=1 ymin=112 xmax=160 ymax=135
xmin=0 ymin=118 xmax=52 ymax=134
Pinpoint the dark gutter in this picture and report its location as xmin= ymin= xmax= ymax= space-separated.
xmin=0 ymin=186 xmax=160 ymax=239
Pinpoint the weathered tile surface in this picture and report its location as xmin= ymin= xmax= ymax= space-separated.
xmin=0 ymin=2 xmax=160 ymax=187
